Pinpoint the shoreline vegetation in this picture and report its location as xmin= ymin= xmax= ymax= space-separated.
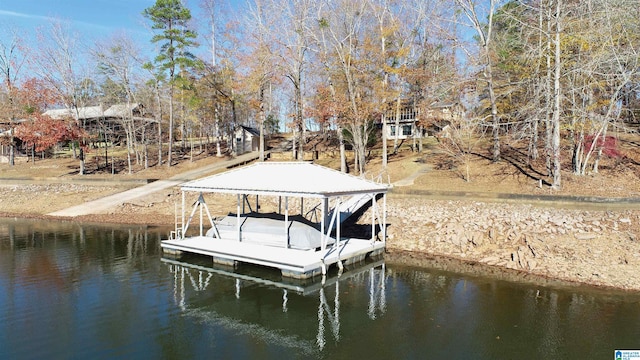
xmin=1 ymin=150 xmax=639 ymax=292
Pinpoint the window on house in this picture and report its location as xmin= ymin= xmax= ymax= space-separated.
xmin=402 ymin=125 xmax=412 ymax=136
xmin=389 ymin=125 xmax=396 ymax=136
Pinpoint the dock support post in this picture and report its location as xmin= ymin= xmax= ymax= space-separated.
xmin=237 ymin=194 xmax=241 ymax=241
xmin=371 ymin=194 xmax=376 ymax=245
xmin=336 ymin=197 xmax=341 ymax=248
xmin=181 ymin=191 xmax=185 ymax=235
xmin=382 ymin=193 xmax=387 ymax=243
xmin=321 ymin=197 xmax=327 ymax=241
xmin=284 ymin=196 xmax=289 ymax=248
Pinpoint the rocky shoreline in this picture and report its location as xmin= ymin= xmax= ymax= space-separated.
xmin=384 ymin=196 xmax=640 ymax=291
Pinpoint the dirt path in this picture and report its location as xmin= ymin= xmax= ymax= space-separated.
xmin=393 ymin=163 xmax=430 ymax=187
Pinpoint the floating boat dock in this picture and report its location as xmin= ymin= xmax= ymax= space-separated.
xmin=161 ymin=162 xmax=390 ymax=279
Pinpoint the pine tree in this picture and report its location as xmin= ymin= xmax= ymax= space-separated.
xmin=143 ymin=0 xmax=198 ymax=167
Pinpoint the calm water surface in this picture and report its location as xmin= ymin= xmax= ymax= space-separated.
xmin=1 ymin=219 xmax=639 ymax=359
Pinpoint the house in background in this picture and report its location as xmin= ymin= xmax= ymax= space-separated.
xmin=421 ymin=102 xmax=463 ymax=136
xmin=383 ymin=100 xmax=419 ymax=140
xmin=381 ymin=99 xmax=462 ymax=140
xmin=43 ymin=103 xmax=153 ymax=145
xmin=235 ymin=125 xmax=260 ymax=155
xmin=0 ymin=126 xmax=19 ymax=162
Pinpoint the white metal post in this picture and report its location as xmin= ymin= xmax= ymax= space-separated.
xmin=284 ymin=196 xmax=289 ymax=248
xmin=382 ymin=193 xmax=387 ymax=243
xmin=336 ymin=197 xmax=341 ymax=249
xmin=371 ymin=194 xmax=376 ymax=245
xmin=321 ymin=197 xmax=327 ymax=239
xmin=237 ymin=194 xmax=241 ymax=241
xmin=181 ymin=191 xmax=185 ymax=235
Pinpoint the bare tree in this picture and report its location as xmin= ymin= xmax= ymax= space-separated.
xmin=315 ymin=0 xmax=380 ymax=175
xmin=31 ymin=20 xmax=89 ymax=174
xmin=566 ymin=0 xmax=639 ymax=176
xmin=93 ymin=33 xmax=145 ymax=174
xmin=271 ymin=0 xmax=313 ymax=161
xmin=243 ymin=0 xmax=279 ymax=161
xmin=200 ymin=0 xmax=224 ymax=157
xmin=550 ymin=0 xmax=562 ymax=188
xmin=0 ymin=26 xmax=27 ymax=166
xmin=454 ymin=0 xmax=502 ymax=162
xmin=308 ymin=2 xmax=348 ymax=172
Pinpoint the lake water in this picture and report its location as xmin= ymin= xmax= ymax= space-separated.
xmin=1 ymin=219 xmax=639 ymax=359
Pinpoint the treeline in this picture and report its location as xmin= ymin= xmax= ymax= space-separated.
xmin=0 ymin=0 xmax=638 ymax=187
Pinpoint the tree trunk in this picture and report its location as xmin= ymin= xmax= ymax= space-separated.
xmin=260 ymin=106 xmax=265 ymax=162
xmin=382 ymin=113 xmax=388 ymax=167
xmin=215 ymin=104 xmax=222 ymax=157
xmin=9 ymin=141 xmax=14 ymax=166
xmin=339 ymin=126 xmax=346 ymax=173
xmin=551 ymin=0 xmax=562 ymax=189
xmin=393 ymin=97 xmax=401 ymax=153
xmin=485 ymin=59 xmax=500 ymax=162
xmin=544 ymin=4 xmax=553 ymax=177
xmin=291 ymin=129 xmax=297 ymax=160
xmin=79 ymin=147 xmax=85 ymax=175
xmin=296 ymin=82 xmax=305 ymax=161
xmin=411 ymin=123 xmax=416 ymax=151
xmin=167 ymin=87 xmax=174 ymax=167
xmin=143 ymin=128 xmax=148 ymax=169
xmin=156 ymin=83 xmax=163 ymax=166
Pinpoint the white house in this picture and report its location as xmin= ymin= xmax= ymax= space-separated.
xmin=382 ymin=100 xmax=462 ymax=140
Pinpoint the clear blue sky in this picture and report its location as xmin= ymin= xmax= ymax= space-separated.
xmin=0 ymin=0 xmax=157 ymax=40
xmin=0 ymin=0 xmax=242 ymax=63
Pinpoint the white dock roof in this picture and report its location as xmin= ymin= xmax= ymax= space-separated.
xmin=181 ymin=162 xmax=390 ymax=198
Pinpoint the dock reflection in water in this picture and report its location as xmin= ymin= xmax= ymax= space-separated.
xmin=161 ymin=256 xmax=387 ymax=353
xmin=2 ymin=219 xmax=640 ymax=359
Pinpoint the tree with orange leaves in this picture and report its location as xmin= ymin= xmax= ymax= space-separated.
xmin=15 ymin=78 xmax=58 ymax=115
xmin=14 ymin=114 xmax=86 ymax=162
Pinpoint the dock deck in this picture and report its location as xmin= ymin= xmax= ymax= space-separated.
xmin=161 ymin=236 xmax=385 ymax=278
xmin=162 ymin=162 xmax=390 ymax=279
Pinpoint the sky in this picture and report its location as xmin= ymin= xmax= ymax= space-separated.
xmin=0 ymin=0 xmax=158 ymax=41
xmin=0 ymin=0 xmax=245 ymax=67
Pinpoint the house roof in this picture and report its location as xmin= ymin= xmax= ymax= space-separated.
xmin=237 ymin=125 xmax=260 ymax=137
xmin=43 ymin=106 xmax=104 ymax=120
xmin=103 ymin=103 xmax=141 ymax=117
xmin=180 ymin=162 xmax=391 ymax=198
xmin=42 ymin=103 xmax=144 ymax=120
